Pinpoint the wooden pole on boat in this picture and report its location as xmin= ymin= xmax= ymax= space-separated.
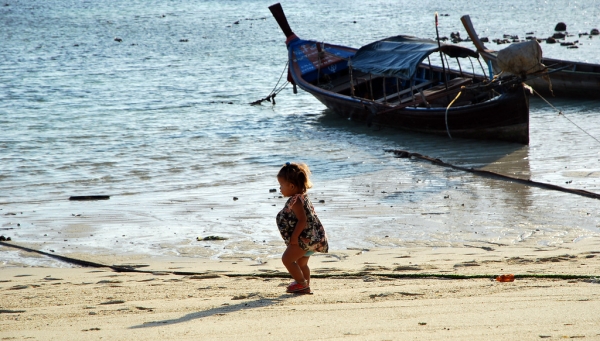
xmin=460 ymin=15 xmax=487 ymax=52
xmin=435 ymin=12 xmax=449 ymax=90
xmin=460 ymin=15 xmax=496 ymax=78
xmin=268 ymin=3 xmax=295 ymax=39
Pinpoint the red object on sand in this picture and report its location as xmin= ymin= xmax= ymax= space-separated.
xmin=496 ymin=274 xmax=515 ymax=282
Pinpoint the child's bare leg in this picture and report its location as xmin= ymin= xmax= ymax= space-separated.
xmin=281 ymin=244 xmax=308 ymax=285
xmin=297 ymin=256 xmax=310 ymax=286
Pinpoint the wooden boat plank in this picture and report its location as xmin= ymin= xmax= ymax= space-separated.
xmin=402 ymin=77 xmax=472 ymax=104
xmin=375 ymin=79 xmax=439 ymax=104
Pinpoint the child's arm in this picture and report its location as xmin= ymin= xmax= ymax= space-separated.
xmin=289 ymin=199 xmax=307 ymax=245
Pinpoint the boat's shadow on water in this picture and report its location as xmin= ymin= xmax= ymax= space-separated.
xmin=314 ymin=108 xmax=536 ymax=206
xmin=315 ymin=108 xmax=529 ymax=168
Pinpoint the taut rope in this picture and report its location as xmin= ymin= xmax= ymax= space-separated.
xmin=532 ymin=88 xmax=600 ymax=145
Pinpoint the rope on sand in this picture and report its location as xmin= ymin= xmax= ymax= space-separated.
xmin=386 ymin=149 xmax=600 ymax=200
xmin=227 ymin=272 xmax=596 ymax=281
xmin=0 ymin=241 xmax=138 ymax=272
xmin=1 ymin=241 xmax=597 ymax=281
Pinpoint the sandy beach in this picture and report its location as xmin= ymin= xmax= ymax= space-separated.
xmin=2 ymin=239 xmax=599 ymax=340
xmin=3 ymin=0 xmax=600 ymax=339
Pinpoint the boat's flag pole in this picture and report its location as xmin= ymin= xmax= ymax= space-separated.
xmin=435 ymin=12 xmax=449 ymax=90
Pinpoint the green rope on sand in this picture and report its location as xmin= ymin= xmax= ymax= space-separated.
xmin=1 ymin=242 xmax=596 ymax=281
xmin=225 ymin=272 xmax=597 ymax=281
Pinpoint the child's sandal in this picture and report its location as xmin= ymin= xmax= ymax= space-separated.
xmin=286 ymin=281 xmax=309 ymax=293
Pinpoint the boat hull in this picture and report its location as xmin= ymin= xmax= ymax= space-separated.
xmin=286 ymin=39 xmax=530 ymax=144
xmin=461 ymin=15 xmax=600 ymax=99
xmin=527 ymin=57 xmax=600 ymax=98
xmin=306 ymin=83 xmax=529 ymax=144
xmin=269 ymin=5 xmax=530 ymax=144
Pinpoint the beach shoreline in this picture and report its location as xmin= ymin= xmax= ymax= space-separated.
xmin=2 ymin=240 xmax=599 ymax=340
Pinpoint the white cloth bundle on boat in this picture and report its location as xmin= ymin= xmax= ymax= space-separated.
xmin=496 ymin=40 xmax=546 ymax=76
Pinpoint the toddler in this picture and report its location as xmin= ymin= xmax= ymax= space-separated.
xmin=276 ymin=162 xmax=328 ymax=293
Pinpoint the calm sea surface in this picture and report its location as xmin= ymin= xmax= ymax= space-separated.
xmin=1 ymin=0 xmax=599 ymax=267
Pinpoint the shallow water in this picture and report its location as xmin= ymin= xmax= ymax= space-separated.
xmin=1 ymin=0 xmax=600 ymax=267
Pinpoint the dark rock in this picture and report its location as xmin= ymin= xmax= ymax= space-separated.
xmin=114 ymin=37 xmax=122 ymax=42
xmin=591 ymin=28 xmax=599 ymax=35
xmin=552 ymin=32 xmax=565 ymax=39
xmin=269 ymin=189 xmax=277 ymax=193
xmin=450 ymin=32 xmax=462 ymax=43
xmin=555 ymin=22 xmax=567 ymax=31
xmin=198 ymin=236 xmax=228 ymax=241
xmin=0 ymin=309 xmax=26 ymax=313
xmin=100 ymin=300 xmax=125 ymax=305
xmin=69 ymin=195 xmax=110 ymax=201
xmin=233 ymin=197 xmax=238 ymax=201
xmin=480 ymin=37 xmax=489 ymax=43
xmin=546 ymin=37 xmax=557 ymax=44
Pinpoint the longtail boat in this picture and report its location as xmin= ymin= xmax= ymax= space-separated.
xmin=268 ymin=3 xmax=530 ymax=144
xmin=461 ymin=15 xmax=600 ymax=99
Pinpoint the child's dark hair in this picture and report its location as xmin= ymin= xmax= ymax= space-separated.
xmin=277 ymin=162 xmax=313 ymax=193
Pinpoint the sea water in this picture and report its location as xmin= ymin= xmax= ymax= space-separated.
xmin=1 ymin=0 xmax=600 ymax=267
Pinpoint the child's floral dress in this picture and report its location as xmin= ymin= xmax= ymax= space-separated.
xmin=276 ymin=193 xmax=328 ymax=253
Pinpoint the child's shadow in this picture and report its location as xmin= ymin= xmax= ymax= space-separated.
xmin=129 ymin=293 xmax=301 ymax=329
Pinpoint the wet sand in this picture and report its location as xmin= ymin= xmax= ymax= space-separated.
xmin=2 ymin=240 xmax=599 ymax=340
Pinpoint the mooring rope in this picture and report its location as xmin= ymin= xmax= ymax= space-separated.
xmin=386 ymin=149 xmax=600 ymax=200
xmin=250 ymin=61 xmax=289 ymax=106
xmin=532 ymin=88 xmax=600 ymax=145
xmin=1 ymin=241 xmax=596 ymax=281
xmin=444 ymin=87 xmax=466 ymax=139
